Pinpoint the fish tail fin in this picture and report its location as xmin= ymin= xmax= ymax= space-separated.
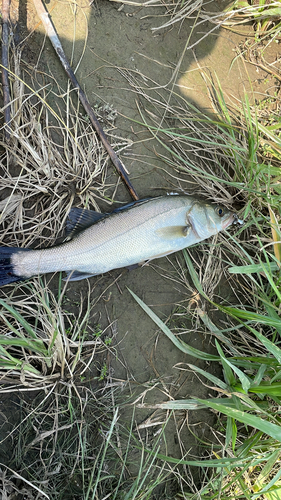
xmin=0 ymin=247 xmax=30 ymax=286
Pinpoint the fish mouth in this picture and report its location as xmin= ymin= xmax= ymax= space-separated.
xmin=222 ymin=213 xmax=243 ymax=230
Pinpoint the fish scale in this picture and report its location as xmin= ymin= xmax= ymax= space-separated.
xmin=0 ymin=195 xmax=240 ymax=285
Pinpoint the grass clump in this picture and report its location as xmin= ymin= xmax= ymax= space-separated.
xmin=129 ymin=244 xmax=281 ymax=499
xmin=222 ymin=0 xmax=281 ymax=39
xmin=1 ymin=387 xmax=180 ymax=499
xmin=0 ymin=277 xmax=105 ymax=390
xmin=121 ymin=56 xmax=281 ymax=496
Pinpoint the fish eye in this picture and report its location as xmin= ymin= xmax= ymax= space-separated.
xmin=215 ymin=206 xmax=225 ymax=217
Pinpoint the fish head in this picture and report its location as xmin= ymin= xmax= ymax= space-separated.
xmin=187 ymin=201 xmax=239 ymax=240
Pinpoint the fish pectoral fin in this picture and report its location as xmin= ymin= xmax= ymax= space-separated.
xmin=65 ymin=207 xmax=108 ymax=240
xmin=186 ymin=215 xmax=199 ymax=238
xmin=155 ymin=225 xmax=191 ymax=239
xmin=63 ymin=270 xmax=98 ymax=282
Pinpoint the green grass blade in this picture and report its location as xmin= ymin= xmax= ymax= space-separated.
xmin=253 ymin=470 xmax=281 ymax=499
xmin=147 ymin=450 xmax=269 ymax=468
xmin=252 ymin=449 xmax=281 ymax=495
xmin=253 ymin=363 xmax=267 ymax=386
xmin=0 ymin=360 xmax=41 ymax=374
xmin=249 ymin=383 xmax=281 ymax=397
xmin=128 ymin=288 xmax=219 ymax=361
xmin=182 ymin=250 xmax=207 ymax=299
xmin=0 ymin=335 xmax=48 ymax=354
xmin=229 ymin=262 xmax=279 ymax=274
xmin=196 ymin=398 xmax=281 ymax=442
xmin=246 ymin=325 xmax=281 ymax=364
xmin=215 ymin=340 xmax=251 ymax=393
xmin=198 ymin=307 xmax=241 ymax=355
xmin=215 ymin=340 xmax=237 ymax=388
xmin=0 ymin=299 xmax=37 ymax=339
xmin=89 ymin=409 xmax=119 ymax=500
xmin=0 ymin=344 xmax=41 ymax=374
xmin=152 ymin=398 xmax=257 ymax=411
xmin=187 ymin=363 xmax=229 ymax=390
xmin=237 ymin=430 xmax=263 ymax=457
xmin=223 ymin=307 xmax=281 ymax=330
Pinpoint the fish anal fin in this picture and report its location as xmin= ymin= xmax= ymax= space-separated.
xmin=66 ymin=207 xmax=107 ymax=239
xmin=126 ymin=263 xmax=141 ymax=271
xmin=63 ymin=270 xmax=98 ymax=282
xmin=155 ymin=225 xmax=191 ymax=240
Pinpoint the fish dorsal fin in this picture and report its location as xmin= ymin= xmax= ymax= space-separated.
xmin=66 ymin=198 xmax=152 ymax=240
xmin=111 ymin=197 xmax=151 ymax=213
xmin=66 ymin=207 xmax=107 ymax=239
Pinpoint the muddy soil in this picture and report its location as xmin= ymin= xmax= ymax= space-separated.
xmin=0 ymin=0 xmax=279 ymax=497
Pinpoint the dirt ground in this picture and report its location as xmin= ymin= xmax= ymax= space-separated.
xmin=0 ymin=0 xmax=280 ymax=497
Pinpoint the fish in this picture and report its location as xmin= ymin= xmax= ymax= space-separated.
xmin=0 ymin=195 xmax=241 ymax=286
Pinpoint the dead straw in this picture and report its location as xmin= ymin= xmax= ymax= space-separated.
xmin=1 ymin=0 xmax=12 ymax=139
xmin=32 ymin=0 xmax=139 ymax=201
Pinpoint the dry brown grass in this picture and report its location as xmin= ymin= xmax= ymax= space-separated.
xmin=115 ymin=66 xmax=245 ymax=205
xmin=0 ymin=49 xmax=117 ymax=249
